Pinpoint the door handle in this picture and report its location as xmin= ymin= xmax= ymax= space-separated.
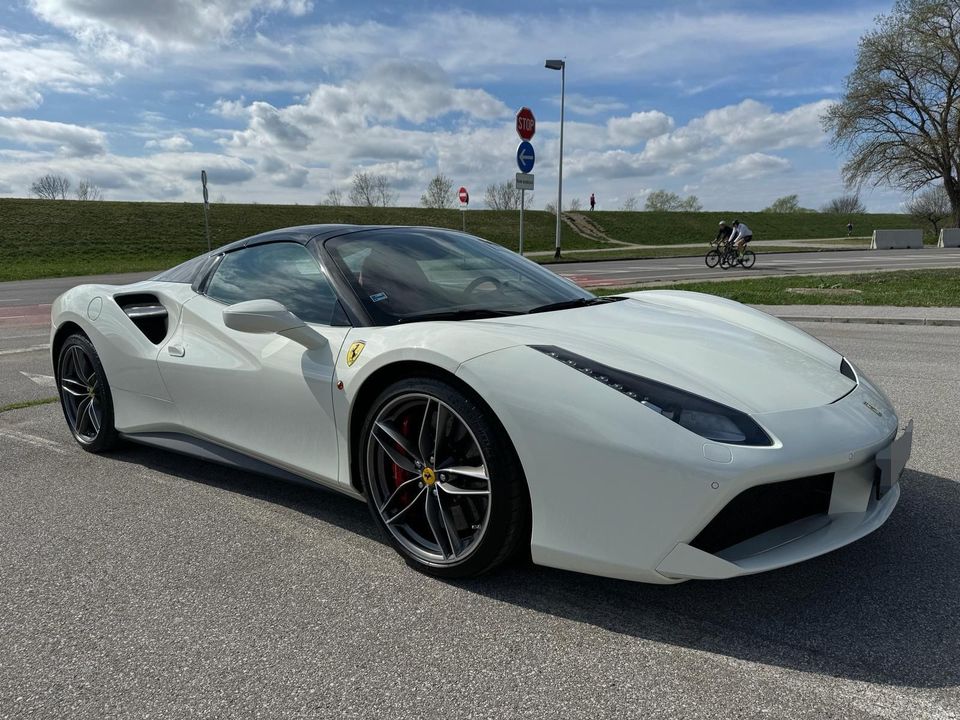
xmin=167 ymin=344 xmax=185 ymax=357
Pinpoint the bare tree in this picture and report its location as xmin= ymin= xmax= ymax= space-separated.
xmin=821 ymin=194 xmax=866 ymax=214
xmin=822 ymin=0 xmax=960 ymax=227
xmin=544 ymin=202 xmax=556 ymax=215
xmin=74 ymin=178 xmax=103 ymax=201
xmin=420 ymin=173 xmax=455 ymax=209
xmin=906 ymin=184 xmax=952 ymax=234
xmin=348 ymin=171 xmax=396 ymax=207
xmin=30 ymin=174 xmax=70 ymax=200
xmin=764 ymin=194 xmax=801 ymax=213
xmin=620 ymin=195 xmax=640 ymax=211
xmin=484 ymin=181 xmax=525 ymax=210
xmin=321 ymin=187 xmax=343 ymax=206
xmin=568 ymin=197 xmax=582 ymax=211
xmin=214 ymin=193 xmax=227 ymax=204
xmin=644 ymin=189 xmax=702 ymax=212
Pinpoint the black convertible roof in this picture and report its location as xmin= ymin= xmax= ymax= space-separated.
xmin=212 ymin=223 xmax=428 ymax=254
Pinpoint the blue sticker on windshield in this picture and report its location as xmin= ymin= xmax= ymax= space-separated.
xmin=369 ymin=292 xmax=388 ymax=303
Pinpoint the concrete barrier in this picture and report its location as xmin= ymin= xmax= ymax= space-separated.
xmin=938 ymin=228 xmax=960 ymax=247
xmin=871 ymin=229 xmax=923 ymax=249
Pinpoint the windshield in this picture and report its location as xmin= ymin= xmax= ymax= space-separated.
xmin=324 ymin=228 xmax=595 ymax=325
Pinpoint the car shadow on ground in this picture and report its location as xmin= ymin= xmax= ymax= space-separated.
xmin=106 ymin=446 xmax=959 ymax=690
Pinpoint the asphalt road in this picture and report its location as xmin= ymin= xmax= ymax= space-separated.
xmin=556 ymin=247 xmax=960 ymax=288
xmin=1 ymin=320 xmax=958 ymax=719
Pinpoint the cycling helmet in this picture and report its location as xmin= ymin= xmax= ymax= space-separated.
xmin=733 ymin=219 xmax=740 ymax=225
xmin=718 ymin=221 xmax=727 ymax=226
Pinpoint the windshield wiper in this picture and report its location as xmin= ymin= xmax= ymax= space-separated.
xmin=526 ymin=296 xmax=624 ymax=314
xmin=397 ymin=308 xmax=522 ymax=323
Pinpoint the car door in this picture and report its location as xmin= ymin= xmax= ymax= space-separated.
xmin=157 ymin=241 xmax=351 ymax=485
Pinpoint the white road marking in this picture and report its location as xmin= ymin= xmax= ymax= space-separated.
xmin=0 ymin=344 xmax=50 ymax=356
xmin=0 ymin=298 xmax=24 ymax=303
xmin=0 ymin=428 xmax=68 ymax=455
xmin=19 ymin=371 xmax=57 ymax=387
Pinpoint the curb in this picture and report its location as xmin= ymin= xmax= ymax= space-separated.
xmin=774 ymin=315 xmax=960 ymax=327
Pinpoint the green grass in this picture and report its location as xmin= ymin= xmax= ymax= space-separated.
xmin=0 ymin=397 xmax=58 ymax=413
xmin=0 ymin=197 xmax=936 ymax=281
xmin=0 ymin=199 xmax=595 ymax=281
xmin=544 ymin=245 xmax=837 ymax=263
xmin=586 ymin=210 xmax=929 ymax=245
xmin=595 ymin=269 xmax=960 ymax=306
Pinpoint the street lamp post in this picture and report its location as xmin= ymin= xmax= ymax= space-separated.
xmin=545 ymin=58 xmax=565 ymax=259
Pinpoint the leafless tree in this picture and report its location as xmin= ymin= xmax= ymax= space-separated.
xmin=484 ymin=181 xmax=531 ymax=210
xmin=420 ymin=173 xmax=455 ymax=209
xmin=30 ymin=173 xmax=70 ymax=200
xmin=321 ymin=187 xmax=343 ymax=206
xmin=74 ymin=178 xmax=103 ymax=201
xmin=821 ymin=194 xmax=866 ymax=214
xmin=644 ymin=189 xmax=702 ymax=212
xmin=906 ymin=184 xmax=952 ymax=234
xmin=568 ymin=197 xmax=582 ymax=211
xmin=348 ymin=171 xmax=396 ymax=207
xmin=619 ymin=195 xmax=640 ymax=211
xmin=544 ymin=202 xmax=556 ymax=215
xmin=764 ymin=194 xmax=801 ymax=213
xmin=822 ymin=0 xmax=960 ymax=227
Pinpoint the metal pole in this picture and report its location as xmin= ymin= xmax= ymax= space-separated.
xmin=462 ymin=207 xmax=465 ymax=232
xmin=203 ymin=202 xmax=211 ymax=252
xmin=519 ymin=188 xmax=525 ymax=255
xmin=554 ymin=62 xmax=565 ymax=260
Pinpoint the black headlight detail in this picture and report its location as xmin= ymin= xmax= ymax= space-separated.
xmin=531 ymin=345 xmax=772 ymax=446
xmin=840 ymin=357 xmax=857 ymax=382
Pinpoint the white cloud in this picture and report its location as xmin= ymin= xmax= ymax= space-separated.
xmin=145 ymin=134 xmax=193 ymax=152
xmin=711 ymin=153 xmax=791 ymax=180
xmin=606 ymin=111 xmax=674 ymax=146
xmin=28 ymin=0 xmax=314 ymax=59
xmin=0 ymin=116 xmax=107 ymax=156
xmin=0 ymin=31 xmax=106 ymax=111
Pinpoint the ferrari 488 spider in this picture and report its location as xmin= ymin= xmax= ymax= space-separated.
xmin=51 ymin=225 xmax=912 ymax=582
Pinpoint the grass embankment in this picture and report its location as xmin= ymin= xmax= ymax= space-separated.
xmin=597 ymin=269 xmax=960 ymax=306
xmin=0 ymin=199 xmax=592 ymax=281
xmin=0 ymin=197 xmax=928 ymax=281
xmin=586 ymin=211 xmax=926 ymax=246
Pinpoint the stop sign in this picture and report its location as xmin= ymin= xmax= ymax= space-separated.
xmin=516 ymin=107 xmax=536 ymax=141
xmin=458 ymin=186 xmax=469 ymax=204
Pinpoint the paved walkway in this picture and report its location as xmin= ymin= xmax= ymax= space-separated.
xmin=753 ymin=304 xmax=960 ymax=326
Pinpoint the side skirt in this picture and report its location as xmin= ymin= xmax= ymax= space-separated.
xmin=120 ymin=431 xmax=363 ymax=500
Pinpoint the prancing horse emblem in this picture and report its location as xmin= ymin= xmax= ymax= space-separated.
xmin=346 ymin=341 xmax=366 ymax=367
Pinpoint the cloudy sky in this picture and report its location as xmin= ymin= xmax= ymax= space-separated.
xmin=0 ymin=0 xmax=906 ymax=210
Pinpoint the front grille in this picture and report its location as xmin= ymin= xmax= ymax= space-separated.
xmin=691 ymin=474 xmax=833 ymax=555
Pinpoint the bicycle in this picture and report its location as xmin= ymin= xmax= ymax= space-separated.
xmin=706 ymin=238 xmax=756 ymax=269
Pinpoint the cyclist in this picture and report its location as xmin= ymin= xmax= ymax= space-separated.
xmin=730 ymin=219 xmax=753 ymax=256
xmin=715 ymin=221 xmax=733 ymax=246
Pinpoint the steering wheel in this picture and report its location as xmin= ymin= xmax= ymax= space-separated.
xmin=464 ymin=275 xmax=502 ymax=295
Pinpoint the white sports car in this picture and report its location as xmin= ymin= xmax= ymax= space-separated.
xmin=51 ymin=224 xmax=912 ymax=583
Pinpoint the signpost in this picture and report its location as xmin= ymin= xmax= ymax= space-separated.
xmin=200 ymin=170 xmax=210 ymax=252
xmin=514 ymin=108 xmax=536 ymax=255
xmin=458 ymin=186 xmax=469 ymax=231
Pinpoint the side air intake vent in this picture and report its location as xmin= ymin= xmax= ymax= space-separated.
xmin=115 ymin=293 xmax=168 ymax=344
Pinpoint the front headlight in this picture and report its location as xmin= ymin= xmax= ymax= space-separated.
xmin=531 ymin=345 xmax=772 ymax=446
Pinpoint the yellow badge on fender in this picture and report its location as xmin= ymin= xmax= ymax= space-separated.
xmin=346 ymin=341 xmax=366 ymax=367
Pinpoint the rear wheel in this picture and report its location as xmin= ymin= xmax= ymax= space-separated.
xmin=57 ymin=334 xmax=120 ymax=452
xmin=740 ymin=250 xmax=756 ymax=269
xmin=359 ymin=377 xmax=528 ymax=578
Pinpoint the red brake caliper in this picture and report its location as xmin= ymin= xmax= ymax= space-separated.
xmin=392 ymin=415 xmax=413 ymax=488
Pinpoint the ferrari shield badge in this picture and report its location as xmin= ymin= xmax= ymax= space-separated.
xmin=346 ymin=341 xmax=366 ymax=367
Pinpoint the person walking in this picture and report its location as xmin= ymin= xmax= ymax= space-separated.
xmin=846 ymin=222 xmax=854 ymax=237
xmin=589 ymin=193 xmax=596 ymax=211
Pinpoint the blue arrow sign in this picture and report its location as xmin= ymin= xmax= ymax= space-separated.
xmin=516 ymin=141 xmax=535 ymax=174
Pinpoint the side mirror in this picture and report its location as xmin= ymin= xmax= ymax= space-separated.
xmin=222 ymin=299 xmax=327 ymax=350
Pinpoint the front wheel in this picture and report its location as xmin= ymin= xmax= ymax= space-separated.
xmin=359 ymin=377 xmax=528 ymax=578
xmin=57 ymin=333 xmax=120 ymax=452
xmin=739 ymin=250 xmax=756 ymax=269
xmin=704 ymin=249 xmax=720 ymax=268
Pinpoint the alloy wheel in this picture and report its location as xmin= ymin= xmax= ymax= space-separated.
xmin=59 ymin=344 xmax=103 ymax=443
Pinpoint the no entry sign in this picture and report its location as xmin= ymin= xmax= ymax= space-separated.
xmin=515 ymin=107 xmax=536 ymax=141
xmin=458 ymin=186 xmax=469 ymax=205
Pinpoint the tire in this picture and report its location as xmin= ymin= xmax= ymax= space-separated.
xmin=56 ymin=333 xmax=121 ymax=452
xmin=719 ymin=252 xmax=733 ymax=269
xmin=740 ymin=250 xmax=756 ymax=269
xmin=359 ymin=376 xmax=528 ymax=579
xmin=704 ymin=249 xmax=720 ymax=268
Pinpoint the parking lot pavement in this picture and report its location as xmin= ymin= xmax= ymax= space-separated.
xmin=1 ymin=325 xmax=958 ymax=719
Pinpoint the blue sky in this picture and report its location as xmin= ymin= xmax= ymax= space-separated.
xmin=0 ymin=0 xmax=907 ymax=210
